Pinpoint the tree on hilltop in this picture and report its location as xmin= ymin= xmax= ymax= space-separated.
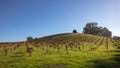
xmin=73 ymin=29 xmax=78 ymax=33
xmin=26 ymin=36 xmax=33 ymax=43
xmin=83 ymin=22 xmax=112 ymax=37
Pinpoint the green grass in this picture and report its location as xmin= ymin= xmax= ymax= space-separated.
xmin=0 ymin=33 xmax=120 ymax=68
xmin=0 ymin=44 xmax=120 ymax=68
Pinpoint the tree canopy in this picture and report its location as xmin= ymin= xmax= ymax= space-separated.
xmin=83 ymin=22 xmax=112 ymax=38
xmin=26 ymin=36 xmax=34 ymax=43
xmin=73 ymin=29 xmax=78 ymax=33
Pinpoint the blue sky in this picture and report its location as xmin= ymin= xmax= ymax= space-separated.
xmin=0 ymin=0 xmax=120 ymax=42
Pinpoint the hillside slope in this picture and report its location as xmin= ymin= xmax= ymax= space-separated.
xmin=0 ymin=33 xmax=120 ymax=68
xmin=33 ymin=33 xmax=118 ymax=47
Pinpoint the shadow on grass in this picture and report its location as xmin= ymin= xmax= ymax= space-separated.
xmin=40 ymin=64 xmax=66 ymax=68
xmin=11 ymin=52 xmax=25 ymax=57
xmin=90 ymin=49 xmax=120 ymax=68
xmin=105 ymin=50 xmax=120 ymax=52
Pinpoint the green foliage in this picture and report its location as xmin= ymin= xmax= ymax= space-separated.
xmin=83 ymin=22 xmax=112 ymax=38
xmin=26 ymin=36 xmax=33 ymax=43
xmin=73 ymin=29 xmax=78 ymax=33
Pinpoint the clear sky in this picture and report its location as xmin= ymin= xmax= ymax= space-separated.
xmin=0 ymin=0 xmax=120 ymax=42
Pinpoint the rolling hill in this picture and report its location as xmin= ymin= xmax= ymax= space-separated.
xmin=0 ymin=33 xmax=120 ymax=68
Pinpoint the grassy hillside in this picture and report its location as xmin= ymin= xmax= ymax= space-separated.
xmin=0 ymin=33 xmax=120 ymax=68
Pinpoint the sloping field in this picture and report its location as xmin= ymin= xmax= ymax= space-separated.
xmin=0 ymin=33 xmax=120 ymax=68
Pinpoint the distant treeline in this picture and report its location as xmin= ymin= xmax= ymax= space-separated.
xmin=113 ymin=36 xmax=120 ymax=40
xmin=0 ymin=41 xmax=24 ymax=44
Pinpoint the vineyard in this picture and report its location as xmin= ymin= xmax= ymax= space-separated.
xmin=0 ymin=33 xmax=120 ymax=68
